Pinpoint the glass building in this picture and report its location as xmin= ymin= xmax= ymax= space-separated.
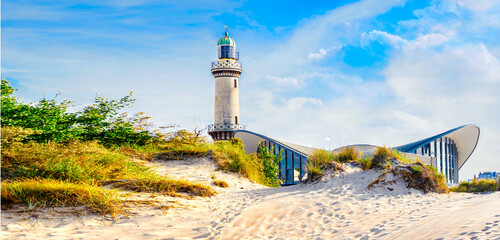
xmin=234 ymin=130 xmax=314 ymax=185
xmin=393 ymin=125 xmax=480 ymax=184
xmin=234 ymin=124 xmax=480 ymax=185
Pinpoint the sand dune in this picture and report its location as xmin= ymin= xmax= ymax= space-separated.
xmin=2 ymin=157 xmax=499 ymax=239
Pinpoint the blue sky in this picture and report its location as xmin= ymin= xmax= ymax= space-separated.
xmin=2 ymin=0 xmax=500 ymax=180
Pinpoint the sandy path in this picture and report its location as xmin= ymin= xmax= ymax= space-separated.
xmin=2 ymin=158 xmax=499 ymax=240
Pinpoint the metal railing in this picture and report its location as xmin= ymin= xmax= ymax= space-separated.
xmin=208 ymin=123 xmax=246 ymax=132
xmin=211 ymin=61 xmax=242 ymax=70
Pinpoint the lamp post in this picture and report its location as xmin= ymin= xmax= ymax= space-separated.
xmin=325 ymin=136 xmax=331 ymax=151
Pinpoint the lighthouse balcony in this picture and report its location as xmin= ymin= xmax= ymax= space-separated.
xmin=211 ymin=61 xmax=242 ymax=71
xmin=208 ymin=123 xmax=246 ymax=132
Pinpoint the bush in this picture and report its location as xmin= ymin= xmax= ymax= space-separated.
xmin=336 ymin=146 xmax=360 ymax=163
xmin=1 ymin=79 xmax=161 ymax=146
xmin=450 ymin=179 xmax=498 ymax=193
xmin=258 ymin=144 xmax=283 ymax=187
xmin=358 ymin=156 xmax=372 ymax=170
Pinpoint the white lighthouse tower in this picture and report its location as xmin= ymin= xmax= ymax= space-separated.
xmin=208 ymin=29 xmax=245 ymax=141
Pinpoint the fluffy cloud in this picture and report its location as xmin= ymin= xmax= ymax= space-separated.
xmin=361 ymin=30 xmax=408 ymax=47
xmin=307 ymin=48 xmax=328 ymax=60
xmin=266 ymin=76 xmax=302 ymax=88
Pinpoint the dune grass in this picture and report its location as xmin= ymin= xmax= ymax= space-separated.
xmin=1 ymin=179 xmax=120 ymax=215
xmin=130 ymin=136 xmax=280 ymax=187
xmin=1 ymin=131 xmax=217 ymax=213
xmin=450 ymin=179 xmax=499 ymax=193
xmin=213 ymin=180 xmax=229 ymax=188
xmin=306 ymin=149 xmax=335 ymax=181
xmin=336 ymin=146 xmax=360 ymax=163
xmin=102 ymin=178 xmax=216 ymax=197
xmin=2 ymin=140 xmax=154 ymax=182
xmin=358 ymin=156 xmax=372 ymax=170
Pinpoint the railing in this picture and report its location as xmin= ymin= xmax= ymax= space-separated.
xmin=208 ymin=123 xmax=246 ymax=132
xmin=211 ymin=61 xmax=242 ymax=70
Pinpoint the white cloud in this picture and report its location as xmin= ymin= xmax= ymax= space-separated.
xmin=266 ymin=76 xmax=302 ymax=88
xmin=307 ymin=48 xmax=328 ymax=60
xmin=454 ymin=0 xmax=500 ymax=11
xmin=361 ymin=30 xmax=408 ymax=47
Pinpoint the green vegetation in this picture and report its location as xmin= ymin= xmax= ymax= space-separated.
xmin=1 ymin=179 xmax=120 ymax=215
xmin=257 ymin=144 xmax=283 ymax=187
xmin=213 ymin=180 xmax=229 ymax=188
xmin=305 ymin=146 xmax=448 ymax=193
xmin=336 ymin=146 xmax=360 ymax=163
xmin=306 ymin=149 xmax=335 ymax=181
xmin=137 ymin=137 xmax=284 ymax=187
xmin=450 ymin=178 xmax=499 ymax=193
xmin=358 ymin=156 xmax=372 ymax=170
xmin=1 ymin=79 xmax=159 ymax=146
xmin=1 ymin=79 xmax=222 ymax=215
xmin=398 ymin=162 xmax=448 ymax=193
xmin=371 ymin=147 xmax=393 ymax=169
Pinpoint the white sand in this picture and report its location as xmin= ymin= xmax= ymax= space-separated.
xmin=2 ymin=158 xmax=499 ymax=239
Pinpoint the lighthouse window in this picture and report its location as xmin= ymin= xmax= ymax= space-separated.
xmin=235 ymin=116 xmax=238 ymax=124
xmin=234 ymin=79 xmax=237 ymax=88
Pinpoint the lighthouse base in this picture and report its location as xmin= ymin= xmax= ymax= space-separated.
xmin=208 ymin=130 xmax=235 ymax=141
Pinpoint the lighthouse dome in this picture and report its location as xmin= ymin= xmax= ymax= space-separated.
xmin=217 ymin=31 xmax=236 ymax=46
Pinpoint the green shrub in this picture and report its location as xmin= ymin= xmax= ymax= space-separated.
xmin=358 ymin=156 xmax=372 ymax=170
xmin=258 ymin=144 xmax=283 ymax=187
xmin=1 ymin=79 xmax=160 ymax=146
xmin=451 ymin=179 xmax=497 ymax=192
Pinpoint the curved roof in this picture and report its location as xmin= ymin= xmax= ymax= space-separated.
xmin=217 ymin=31 xmax=236 ymax=46
xmin=233 ymin=130 xmax=316 ymax=156
xmin=393 ymin=124 xmax=480 ymax=170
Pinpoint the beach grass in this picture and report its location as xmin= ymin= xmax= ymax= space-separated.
xmin=131 ymin=135 xmax=281 ymax=187
xmin=1 ymin=130 xmax=217 ymax=213
xmin=101 ymin=178 xmax=216 ymax=197
xmin=1 ymin=179 xmax=120 ymax=215
xmin=306 ymin=149 xmax=335 ymax=181
xmin=335 ymin=146 xmax=360 ymax=163
xmin=450 ymin=179 xmax=498 ymax=193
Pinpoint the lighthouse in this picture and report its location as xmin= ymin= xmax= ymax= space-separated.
xmin=208 ymin=29 xmax=245 ymax=141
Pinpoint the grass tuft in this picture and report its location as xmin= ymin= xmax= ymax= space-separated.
xmin=1 ymin=179 xmax=120 ymax=215
xmin=335 ymin=146 xmax=360 ymax=163
xmin=102 ymin=178 xmax=216 ymax=197
xmin=306 ymin=149 xmax=335 ymax=182
xmin=213 ymin=180 xmax=229 ymax=188
xmin=358 ymin=156 xmax=372 ymax=170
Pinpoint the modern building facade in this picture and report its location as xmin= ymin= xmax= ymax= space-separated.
xmin=208 ymin=29 xmax=245 ymax=141
xmin=234 ymin=125 xmax=480 ymax=185
xmin=477 ymin=171 xmax=499 ymax=180
xmin=234 ymin=130 xmax=315 ymax=185
xmin=393 ymin=125 xmax=480 ymax=184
